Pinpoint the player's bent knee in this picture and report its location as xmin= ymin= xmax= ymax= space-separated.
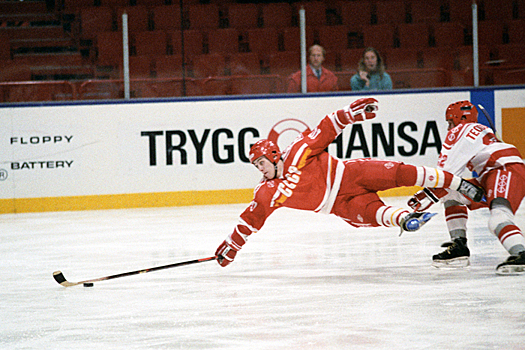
xmin=488 ymin=205 xmax=515 ymax=236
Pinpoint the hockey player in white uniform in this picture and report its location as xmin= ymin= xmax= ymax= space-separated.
xmin=408 ymin=101 xmax=525 ymax=275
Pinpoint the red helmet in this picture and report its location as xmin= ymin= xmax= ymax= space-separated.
xmin=445 ymin=101 xmax=478 ymax=126
xmin=249 ymin=139 xmax=281 ymax=164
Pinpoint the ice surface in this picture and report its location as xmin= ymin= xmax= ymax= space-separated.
xmin=1 ymin=197 xmax=524 ymax=350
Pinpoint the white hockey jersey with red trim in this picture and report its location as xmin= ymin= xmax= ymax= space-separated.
xmin=234 ymin=112 xmax=347 ymax=238
xmin=438 ymin=123 xmax=524 ymax=179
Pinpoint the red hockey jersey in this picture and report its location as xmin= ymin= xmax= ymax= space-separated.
xmin=235 ymin=112 xmax=347 ymax=238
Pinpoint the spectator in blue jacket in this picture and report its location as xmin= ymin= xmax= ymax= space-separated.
xmin=351 ymin=47 xmax=392 ymax=91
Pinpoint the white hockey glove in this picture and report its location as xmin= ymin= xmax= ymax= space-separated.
xmin=342 ymin=97 xmax=379 ymax=124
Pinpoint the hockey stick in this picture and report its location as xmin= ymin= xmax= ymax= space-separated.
xmin=477 ymin=104 xmax=502 ymax=141
xmin=53 ymin=256 xmax=217 ymax=287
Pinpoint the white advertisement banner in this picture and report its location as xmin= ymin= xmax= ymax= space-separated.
xmin=0 ymin=90 xmax=500 ymax=201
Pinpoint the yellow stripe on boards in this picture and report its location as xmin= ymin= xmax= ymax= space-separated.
xmin=0 ymin=189 xmax=254 ymax=214
xmin=0 ymin=186 xmax=422 ymax=214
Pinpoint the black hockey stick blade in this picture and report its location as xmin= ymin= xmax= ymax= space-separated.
xmin=53 ymin=256 xmax=217 ymax=288
xmin=477 ymin=104 xmax=501 ymax=141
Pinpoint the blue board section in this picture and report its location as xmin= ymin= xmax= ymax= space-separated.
xmin=470 ymin=89 xmax=496 ymax=131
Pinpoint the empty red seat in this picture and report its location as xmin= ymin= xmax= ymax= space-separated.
xmin=447 ymin=0 xmax=472 ymax=24
xmin=452 ymin=46 xmax=491 ymax=71
xmin=227 ymin=3 xmax=259 ymax=29
xmin=0 ymin=32 xmax=10 ymax=60
xmin=134 ymin=30 xmax=168 ymax=56
xmin=198 ymin=78 xmax=231 ymax=96
xmin=384 ymin=48 xmax=421 ymax=70
xmin=167 ymin=30 xmax=204 ymax=58
xmin=80 ymin=6 xmax=113 ymax=41
xmin=79 ymin=80 xmax=121 ymax=100
xmin=187 ymin=4 xmax=220 ymax=30
xmin=1 ymin=82 xmax=76 ymax=102
xmin=496 ymin=44 xmax=525 ymax=66
xmin=374 ymin=1 xmax=406 ymax=24
xmin=193 ymin=53 xmax=226 ymax=78
xmin=363 ymin=24 xmax=395 ymax=50
xmin=420 ymin=47 xmax=454 ymax=70
xmin=334 ymin=71 xmax=355 ymax=91
xmin=397 ymin=23 xmax=430 ymax=48
xmin=407 ymin=0 xmax=440 ymax=23
xmin=340 ymin=48 xmax=364 ymax=71
xmin=481 ymin=0 xmax=514 ymax=21
xmin=207 ymin=28 xmax=239 ymax=55
xmin=340 ymin=1 xmax=372 ymax=27
xmin=152 ymin=5 xmax=182 ymax=31
xmin=449 ymin=69 xmax=473 ymax=87
xmin=116 ymin=6 xmax=149 ymax=33
xmin=477 ymin=20 xmax=505 ymax=46
xmin=491 ymin=66 xmax=525 ymax=85
xmin=99 ymin=0 xmax=129 ymax=8
xmin=431 ymin=22 xmax=466 ymax=47
xmin=229 ymin=52 xmax=261 ymax=75
xmin=389 ymin=68 xmax=447 ymax=89
xmin=317 ymin=25 xmax=350 ymax=52
xmin=0 ymin=60 xmax=30 ymax=82
xmin=505 ymin=20 xmax=525 ymax=44
xmin=230 ymin=75 xmax=283 ymax=95
xmin=268 ymin=51 xmax=300 ymax=77
xmin=261 ymin=3 xmax=293 ymax=28
xmin=155 ymin=55 xmax=184 ymax=78
xmin=135 ymin=0 xmax=166 ymax=6
xmin=63 ymin=0 xmax=96 ymax=12
xmin=120 ymin=55 xmax=153 ymax=79
xmin=97 ymin=31 xmax=123 ymax=66
xmin=247 ymin=27 xmax=280 ymax=55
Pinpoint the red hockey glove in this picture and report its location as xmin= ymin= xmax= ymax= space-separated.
xmin=342 ymin=97 xmax=378 ymax=123
xmin=408 ymin=188 xmax=440 ymax=212
xmin=215 ymin=230 xmax=247 ymax=267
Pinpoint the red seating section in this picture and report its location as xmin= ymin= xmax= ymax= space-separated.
xmin=374 ymin=1 xmax=406 ymax=25
xmin=134 ymin=30 xmax=168 ymax=56
xmin=152 ymin=5 xmax=182 ymax=31
xmin=187 ymin=4 xmax=220 ymax=30
xmin=80 ymin=6 xmax=113 ymax=41
xmin=229 ymin=52 xmax=261 ymax=76
xmin=1 ymin=0 xmax=525 ymax=102
xmin=208 ymin=28 xmax=239 ymax=55
xmin=261 ymin=3 xmax=293 ymax=28
xmin=247 ymin=28 xmax=280 ymax=55
xmin=227 ymin=4 xmax=259 ymax=29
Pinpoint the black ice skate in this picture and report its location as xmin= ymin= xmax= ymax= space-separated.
xmin=496 ymin=251 xmax=525 ymax=275
xmin=457 ymin=179 xmax=484 ymax=202
xmin=399 ymin=212 xmax=437 ymax=236
xmin=432 ymin=237 xmax=470 ymax=268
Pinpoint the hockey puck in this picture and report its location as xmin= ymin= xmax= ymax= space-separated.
xmin=83 ymin=283 xmax=94 ymax=287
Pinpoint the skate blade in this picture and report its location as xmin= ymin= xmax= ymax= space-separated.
xmin=496 ymin=265 xmax=525 ymax=276
xmin=432 ymin=257 xmax=470 ymax=269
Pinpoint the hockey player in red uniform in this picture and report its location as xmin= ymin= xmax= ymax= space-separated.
xmin=408 ymin=100 xmax=525 ymax=275
xmin=215 ymin=98 xmax=485 ymax=268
